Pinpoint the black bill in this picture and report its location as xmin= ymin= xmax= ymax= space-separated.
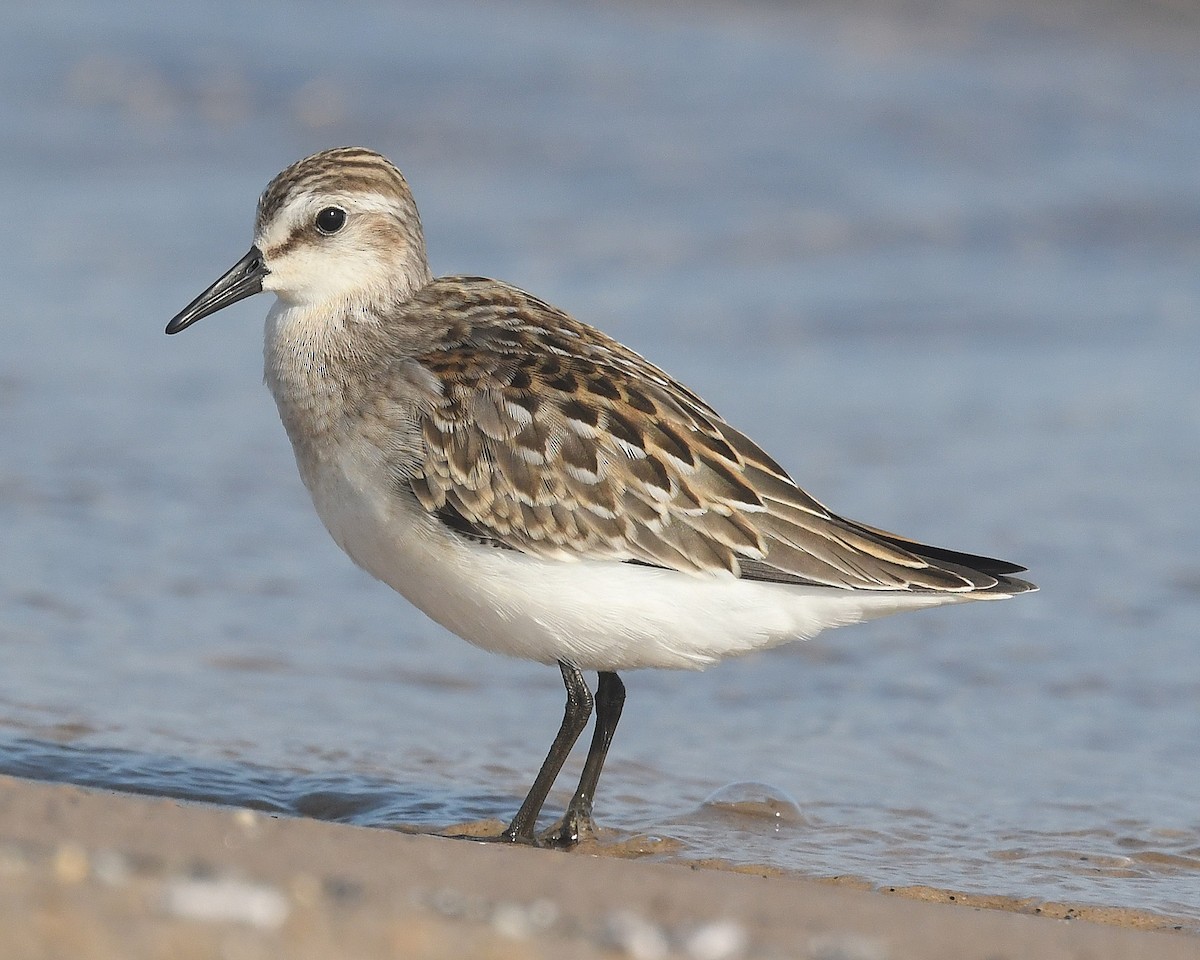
xmin=166 ymin=246 xmax=269 ymax=335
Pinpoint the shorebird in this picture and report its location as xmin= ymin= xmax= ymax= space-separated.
xmin=166 ymin=147 xmax=1036 ymax=847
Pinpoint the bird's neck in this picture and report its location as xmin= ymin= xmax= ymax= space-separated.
xmin=263 ymin=297 xmax=386 ymax=452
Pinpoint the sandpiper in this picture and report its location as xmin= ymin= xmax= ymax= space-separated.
xmin=167 ymin=147 xmax=1036 ymax=847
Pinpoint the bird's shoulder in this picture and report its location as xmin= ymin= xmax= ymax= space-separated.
xmin=397 ymin=275 xmax=710 ymax=408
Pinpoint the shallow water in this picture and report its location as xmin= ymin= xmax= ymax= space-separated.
xmin=3 ymin=0 xmax=1200 ymax=925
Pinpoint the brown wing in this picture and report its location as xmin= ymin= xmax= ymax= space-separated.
xmin=405 ymin=279 xmax=1031 ymax=594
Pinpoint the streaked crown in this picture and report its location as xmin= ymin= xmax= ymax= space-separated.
xmin=255 ymin=147 xmax=432 ymax=309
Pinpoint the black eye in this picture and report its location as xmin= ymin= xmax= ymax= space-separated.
xmin=315 ymin=206 xmax=346 ymax=235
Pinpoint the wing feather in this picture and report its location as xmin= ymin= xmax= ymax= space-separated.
xmin=402 ymin=278 xmax=1032 ymax=595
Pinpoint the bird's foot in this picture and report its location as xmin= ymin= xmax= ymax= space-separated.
xmin=455 ymin=822 xmax=581 ymax=847
xmin=537 ymin=800 xmax=597 ymax=849
xmin=436 ymin=817 xmax=540 ymax=845
xmin=439 ymin=805 xmax=598 ymax=849
xmin=441 ymin=828 xmax=538 ymax=845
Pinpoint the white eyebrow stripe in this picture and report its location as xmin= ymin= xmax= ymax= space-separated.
xmin=257 ymin=192 xmax=408 ymax=249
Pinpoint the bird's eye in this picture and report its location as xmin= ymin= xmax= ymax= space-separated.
xmin=315 ymin=207 xmax=346 ymax=235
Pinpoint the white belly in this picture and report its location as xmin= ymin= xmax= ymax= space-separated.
xmin=296 ymin=434 xmax=968 ymax=671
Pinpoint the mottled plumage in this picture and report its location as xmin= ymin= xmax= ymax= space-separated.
xmin=167 ymin=147 xmax=1035 ymax=847
xmin=394 ymin=276 xmax=1029 ymax=593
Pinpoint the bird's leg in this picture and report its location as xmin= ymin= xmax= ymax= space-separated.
xmin=501 ymin=661 xmax=593 ymax=843
xmin=541 ymin=670 xmax=625 ymax=847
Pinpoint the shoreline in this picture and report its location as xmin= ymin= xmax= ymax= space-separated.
xmin=1 ymin=774 xmax=1192 ymax=959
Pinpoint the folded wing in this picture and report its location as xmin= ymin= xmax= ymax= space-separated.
xmin=403 ymin=279 xmax=1034 ymax=597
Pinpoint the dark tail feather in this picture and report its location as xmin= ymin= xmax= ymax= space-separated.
xmin=848 ymin=519 xmax=1036 ymax=594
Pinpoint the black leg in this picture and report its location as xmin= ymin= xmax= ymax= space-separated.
xmin=501 ymin=661 xmax=593 ymax=843
xmin=543 ymin=670 xmax=625 ymax=846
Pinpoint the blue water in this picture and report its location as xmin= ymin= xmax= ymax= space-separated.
xmin=3 ymin=0 xmax=1200 ymax=924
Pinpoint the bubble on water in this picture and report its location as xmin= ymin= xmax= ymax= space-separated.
xmin=700 ymin=782 xmax=806 ymax=825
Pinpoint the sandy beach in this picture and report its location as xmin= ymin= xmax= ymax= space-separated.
xmin=2 ymin=774 xmax=1192 ymax=960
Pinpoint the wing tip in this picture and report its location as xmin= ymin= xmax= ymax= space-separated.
xmin=969 ymin=573 xmax=1039 ymax=598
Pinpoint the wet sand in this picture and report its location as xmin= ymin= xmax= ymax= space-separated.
xmin=2 ymin=775 xmax=1192 ymax=959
